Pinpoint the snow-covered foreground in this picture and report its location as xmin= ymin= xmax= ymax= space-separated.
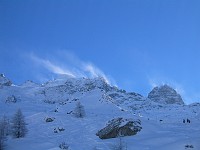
xmin=0 ymin=76 xmax=200 ymax=150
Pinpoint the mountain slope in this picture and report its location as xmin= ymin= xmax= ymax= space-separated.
xmin=0 ymin=75 xmax=199 ymax=150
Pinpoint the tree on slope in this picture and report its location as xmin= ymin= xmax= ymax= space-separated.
xmin=12 ymin=109 xmax=28 ymax=138
xmin=2 ymin=116 xmax=10 ymax=136
xmin=0 ymin=118 xmax=7 ymax=150
xmin=73 ymin=101 xmax=86 ymax=118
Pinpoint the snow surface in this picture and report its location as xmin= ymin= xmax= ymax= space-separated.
xmin=0 ymin=77 xmax=199 ymax=150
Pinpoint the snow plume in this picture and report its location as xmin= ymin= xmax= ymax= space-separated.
xmin=83 ymin=63 xmax=110 ymax=84
xmin=30 ymin=51 xmax=116 ymax=86
xmin=148 ymin=77 xmax=185 ymax=94
xmin=30 ymin=54 xmax=76 ymax=78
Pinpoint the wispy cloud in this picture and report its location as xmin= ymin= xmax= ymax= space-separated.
xmin=148 ymin=77 xmax=185 ymax=94
xmin=29 ymin=51 xmax=116 ymax=86
xmin=30 ymin=54 xmax=76 ymax=77
xmin=83 ymin=63 xmax=110 ymax=84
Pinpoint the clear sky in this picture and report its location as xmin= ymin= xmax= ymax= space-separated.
xmin=0 ymin=0 xmax=200 ymax=104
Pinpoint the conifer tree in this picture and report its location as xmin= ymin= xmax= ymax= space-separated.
xmin=12 ymin=109 xmax=28 ymax=138
xmin=73 ymin=102 xmax=85 ymax=118
xmin=0 ymin=118 xmax=7 ymax=150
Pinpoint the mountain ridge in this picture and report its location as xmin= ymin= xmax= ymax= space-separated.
xmin=0 ymin=73 xmax=200 ymax=150
xmin=0 ymin=73 xmax=188 ymax=105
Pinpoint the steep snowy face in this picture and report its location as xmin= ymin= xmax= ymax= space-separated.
xmin=148 ymin=85 xmax=184 ymax=105
xmin=0 ymin=73 xmax=12 ymax=86
xmin=43 ymin=76 xmax=113 ymax=93
xmin=34 ymin=76 xmax=116 ymax=104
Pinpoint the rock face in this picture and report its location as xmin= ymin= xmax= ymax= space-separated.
xmin=96 ymin=118 xmax=142 ymax=139
xmin=0 ymin=74 xmax=12 ymax=86
xmin=5 ymin=95 xmax=17 ymax=103
xmin=45 ymin=117 xmax=55 ymax=122
xmin=148 ymin=84 xmax=184 ymax=105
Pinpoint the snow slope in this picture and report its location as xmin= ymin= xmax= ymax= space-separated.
xmin=0 ymin=75 xmax=199 ymax=150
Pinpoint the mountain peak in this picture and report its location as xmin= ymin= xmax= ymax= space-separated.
xmin=148 ymin=84 xmax=184 ymax=105
xmin=0 ymin=73 xmax=12 ymax=86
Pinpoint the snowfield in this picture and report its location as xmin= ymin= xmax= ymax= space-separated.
xmin=0 ymin=76 xmax=199 ymax=150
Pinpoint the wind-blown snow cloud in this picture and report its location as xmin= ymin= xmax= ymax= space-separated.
xmin=148 ymin=77 xmax=185 ymax=94
xmin=30 ymin=51 xmax=116 ymax=86
xmin=30 ymin=54 xmax=76 ymax=77
xmin=83 ymin=63 xmax=110 ymax=84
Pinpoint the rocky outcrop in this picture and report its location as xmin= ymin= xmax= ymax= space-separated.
xmin=96 ymin=118 xmax=142 ymax=139
xmin=45 ymin=117 xmax=55 ymax=122
xmin=0 ymin=74 xmax=12 ymax=86
xmin=5 ymin=95 xmax=17 ymax=103
xmin=148 ymin=84 xmax=184 ymax=105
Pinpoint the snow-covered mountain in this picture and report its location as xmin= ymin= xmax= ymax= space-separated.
xmin=0 ymin=74 xmax=12 ymax=86
xmin=148 ymin=84 xmax=184 ymax=105
xmin=0 ymin=74 xmax=199 ymax=150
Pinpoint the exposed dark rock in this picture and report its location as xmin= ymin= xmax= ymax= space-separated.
xmin=5 ymin=95 xmax=17 ymax=103
xmin=96 ymin=118 xmax=142 ymax=139
xmin=54 ymin=127 xmax=65 ymax=133
xmin=44 ymin=99 xmax=55 ymax=104
xmin=185 ymin=144 xmax=194 ymax=149
xmin=45 ymin=117 xmax=54 ymax=122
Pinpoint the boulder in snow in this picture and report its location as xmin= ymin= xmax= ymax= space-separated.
xmin=45 ymin=117 xmax=55 ymax=122
xmin=96 ymin=118 xmax=142 ymax=139
xmin=5 ymin=95 xmax=17 ymax=103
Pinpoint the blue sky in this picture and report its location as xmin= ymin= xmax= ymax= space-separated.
xmin=0 ymin=0 xmax=200 ymax=104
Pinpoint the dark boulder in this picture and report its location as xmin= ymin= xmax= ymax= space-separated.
xmin=5 ymin=95 xmax=17 ymax=103
xmin=45 ymin=117 xmax=54 ymax=122
xmin=96 ymin=117 xmax=142 ymax=139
